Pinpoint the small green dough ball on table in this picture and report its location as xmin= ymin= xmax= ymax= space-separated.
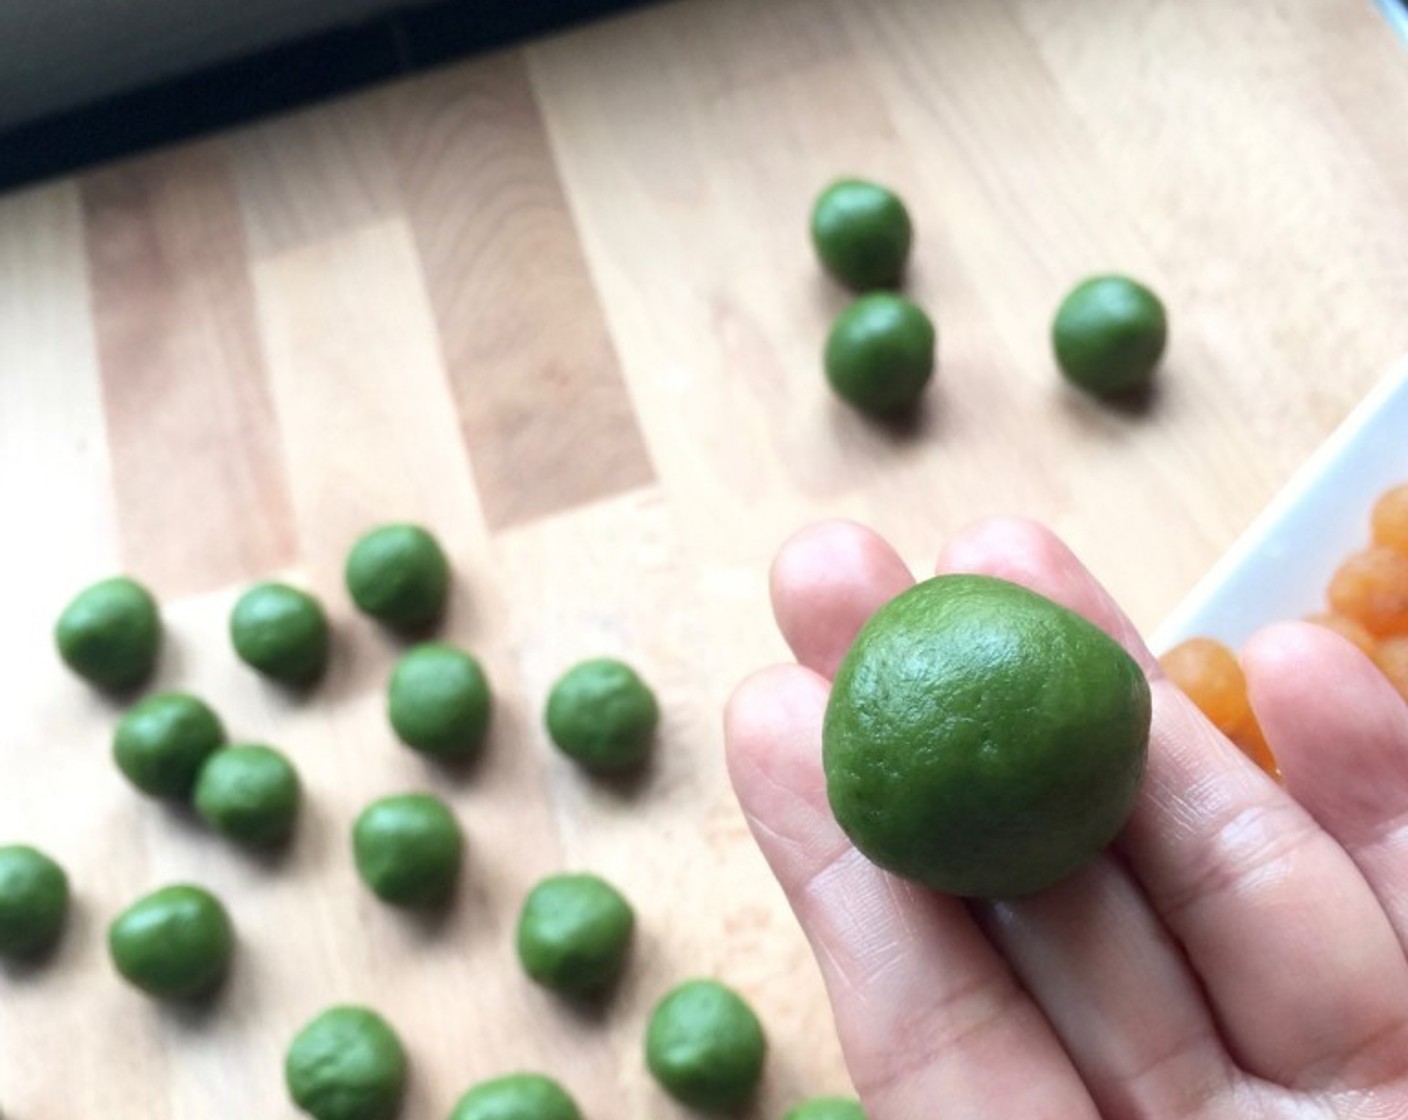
xmin=1051 ymin=274 xmax=1167 ymax=398
xmin=810 ymin=178 xmax=913 ymax=292
xmin=784 ymin=1097 xmax=867 ymax=1120
xmin=230 ymin=582 xmax=330 ymax=685
xmin=108 ymin=884 xmax=233 ymax=1000
xmin=545 ymin=659 xmax=659 ymax=774
xmin=353 ymin=793 xmax=463 ymax=907
xmin=516 ymin=872 xmax=634 ymax=998
xmin=448 ymin=1072 xmax=582 ymax=1120
xmin=645 ymin=979 xmax=767 ymax=1112
xmin=194 ymin=744 xmax=301 ymax=847
xmin=113 ymin=692 xmax=226 ymax=800
xmin=0 ymin=845 xmax=69 ymax=958
xmin=54 ymin=576 xmax=161 ymax=690
xmin=824 ymin=293 xmax=936 ymax=417
xmin=387 ymin=644 xmax=492 ymax=759
xmin=345 ymin=524 xmax=450 ymax=631
xmin=286 ymin=1005 xmax=408 ymax=1120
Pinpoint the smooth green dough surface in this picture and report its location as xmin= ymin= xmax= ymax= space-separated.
xmin=286 ymin=1005 xmax=407 ymax=1120
xmin=230 ymin=582 xmax=330 ymax=685
xmin=545 ymin=659 xmax=658 ymax=773
xmin=108 ymin=884 xmax=233 ymax=999
xmin=353 ymin=793 xmax=463 ymax=907
xmin=387 ymin=644 xmax=491 ymax=758
xmin=448 ymin=1072 xmax=582 ymax=1120
xmin=55 ymin=576 xmax=160 ymax=690
xmin=194 ymin=744 xmax=301 ymax=847
xmin=345 ymin=524 xmax=449 ymax=630
xmin=515 ymin=873 xmax=634 ymax=997
xmin=0 ymin=845 xmax=69 ymax=958
xmin=783 ymin=1097 xmax=867 ymax=1120
xmin=113 ymin=691 xmax=226 ymax=799
xmin=810 ymin=178 xmax=913 ymax=292
xmin=823 ymin=293 xmax=936 ymax=417
xmin=645 ymin=979 xmax=767 ymax=1112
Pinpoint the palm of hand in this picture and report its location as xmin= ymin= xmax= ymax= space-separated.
xmin=726 ymin=518 xmax=1408 ymax=1119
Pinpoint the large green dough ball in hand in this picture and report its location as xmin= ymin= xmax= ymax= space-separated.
xmin=0 ymin=845 xmax=69 ymax=958
xmin=230 ymin=582 xmax=330 ymax=685
xmin=345 ymin=524 xmax=449 ymax=630
xmin=824 ymin=294 xmax=936 ymax=417
xmin=823 ymin=574 xmax=1150 ymax=899
xmin=194 ymin=744 xmax=301 ymax=847
xmin=810 ymin=178 xmax=913 ymax=291
xmin=645 ymin=979 xmax=767 ymax=1112
xmin=784 ymin=1097 xmax=867 ymax=1120
xmin=108 ymin=884 xmax=233 ymax=1000
xmin=352 ymin=793 xmax=463 ymax=907
xmin=515 ymin=872 xmax=634 ymax=998
xmin=448 ymin=1072 xmax=582 ymax=1120
xmin=54 ymin=576 xmax=161 ymax=690
xmin=387 ymin=644 xmax=492 ymax=758
xmin=545 ymin=658 xmax=659 ymax=774
xmin=113 ymin=692 xmax=226 ymax=800
xmin=285 ymin=1005 xmax=408 ymax=1120
xmin=1052 ymin=274 xmax=1167 ymax=397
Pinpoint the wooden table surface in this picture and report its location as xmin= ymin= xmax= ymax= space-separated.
xmin=3 ymin=0 xmax=1408 ymax=1116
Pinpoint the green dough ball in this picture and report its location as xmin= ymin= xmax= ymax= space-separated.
xmin=0 ymin=845 xmax=70 ymax=958
xmin=1052 ymin=274 xmax=1167 ymax=398
xmin=352 ymin=793 xmax=463 ymax=907
xmin=108 ymin=884 xmax=233 ymax=1000
xmin=545 ymin=659 xmax=659 ymax=773
xmin=113 ymin=692 xmax=226 ymax=800
xmin=448 ymin=1072 xmax=582 ymax=1120
xmin=387 ymin=644 xmax=492 ymax=758
xmin=515 ymin=873 xmax=634 ymax=997
xmin=54 ymin=576 xmax=161 ymax=690
xmin=286 ymin=1005 xmax=408 ymax=1120
xmin=230 ymin=582 xmax=330 ymax=685
xmin=784 ymin=1097 xmax=866 ymax=1120
xmin=645 ymin=979 xmax=767 ymax=1112
xmin=810 ymin=178 xmax=913 ymax=292
xmin=194 ymin=744 xmax=301 ymax=847
xmin=824 ymin=293 xmax=936 ymax=417
xmin=345 ymin=524 xmax=449 ymax=630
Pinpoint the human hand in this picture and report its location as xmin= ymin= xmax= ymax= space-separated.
xmin=725 ymin=518 xmax=1408 ymax=1119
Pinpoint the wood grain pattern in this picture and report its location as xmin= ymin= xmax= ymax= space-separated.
xmin=3 ymin=0 xmax=1408 ymax=1116
xmin=82 ymin=141 xmax=297 ymax=596
xmin=395 ymin=53 xmax=655 ymax=531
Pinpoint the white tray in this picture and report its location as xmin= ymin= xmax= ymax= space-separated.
xmin=1153 ymin=356 xmax=1408 ymax=652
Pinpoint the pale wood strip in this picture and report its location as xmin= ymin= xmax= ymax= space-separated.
xmin=493 ymin=488 xmax=848 ymax=1116
xmin=81 ymin=140 xmax=297 ymax=596
xmin=246 ymin=211 xmax=580 ymax=1114
xmin=0 ymin=180 xmax=169 ymax=1119
xmin=391 ymin=52 xmax=655 ymax=531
